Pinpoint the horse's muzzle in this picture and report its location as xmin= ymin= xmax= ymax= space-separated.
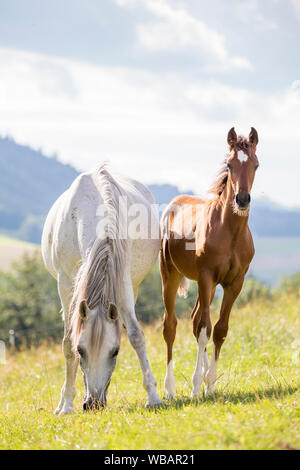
xmin=235 ymin=191 xmax=251 ymax=209
xmin=83 ymin=396 xmax=106 ymax=411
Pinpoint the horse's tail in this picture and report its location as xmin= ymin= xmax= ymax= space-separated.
xmin=178 ymin=276 xmax=189 ymax=298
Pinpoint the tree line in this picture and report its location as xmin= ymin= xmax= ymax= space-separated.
xmin=0 ymin=252 xmax=299 ymax=348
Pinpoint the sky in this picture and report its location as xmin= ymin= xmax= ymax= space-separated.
xmin=0 ymin=0 xmax=300 ymax=207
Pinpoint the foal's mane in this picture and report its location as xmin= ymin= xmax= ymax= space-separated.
xmin=208 ymin=135 xmax=248 ymax=197
xmin=208 ymin=160 xmax=229 ymax=196
xmin=69 ymin=163 xmax=127 ymax=350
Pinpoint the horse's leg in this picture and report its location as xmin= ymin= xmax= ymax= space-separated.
xmin=55 ymin=272 xmax=78 ymax=415
xmin=159 ymin=246 xmax=182 ymax=398
xmin=205 ymin=277 xmax=244 ymax=396
xmin=191 ymin=275 xmax=213 ymax=397
xmin=202 ymin=286 xmax=216 ymax=385
xmin=121 ymin=276 xmax=162 ymax=407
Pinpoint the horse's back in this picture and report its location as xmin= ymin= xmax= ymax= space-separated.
xmin=42 ymin=171 xmax=103 ymax=280
xmin=42 ymin=165 xmax=160 ymax=288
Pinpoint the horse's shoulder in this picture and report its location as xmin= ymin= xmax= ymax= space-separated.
xmin=70 ymin=171 xmax=95 ymax=193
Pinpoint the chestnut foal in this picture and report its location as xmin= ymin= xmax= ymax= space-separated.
xmin=160 ymin=127 xmax=259 ymax=398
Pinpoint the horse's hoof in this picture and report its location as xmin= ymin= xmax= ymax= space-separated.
xmin=146 ymin=397 xmax=163 ymax=408
xmin=165 ymin=392 xmax=175 ymax=400
xmin=58 ymin=405 xmax=75 ymax=415
xmin=205 ymin=387 xmax=216 ymax=397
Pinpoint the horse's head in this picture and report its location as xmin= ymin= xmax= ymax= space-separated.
xmin=226 ymin=127 xmax=259 ymax=216
xmin=73 ymin=299 xmax=121 ymax=411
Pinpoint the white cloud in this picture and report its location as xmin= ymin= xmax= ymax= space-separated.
xmin=236 ymin=0 xmax=278 ymax=30
xmin=116 ymin=0 xmax=252 ymax=71
xmin=0 ymin=47 xmax=300 ymax=207
xmin=290 ymin=0 xmax=300 ymax=18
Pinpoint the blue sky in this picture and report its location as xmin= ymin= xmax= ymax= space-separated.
xmin=0 ymin=0 xmax=299 ymax=206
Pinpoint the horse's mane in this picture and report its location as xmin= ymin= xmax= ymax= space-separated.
xmin=69 ymin=163 xmax=127 ymax=351
xmin=208 ymin=135 xmax=248 ymax=197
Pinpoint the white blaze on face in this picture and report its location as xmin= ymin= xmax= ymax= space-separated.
xmin=237 ymin=150 xmax=248 ymax=163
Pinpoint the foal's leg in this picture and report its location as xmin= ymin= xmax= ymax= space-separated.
xmin=159 ymin=248 xmax=182 ymax=398
xmin=205 ymin=277 xmax=243 ymax=396
xmin=55 ymin=273 xmax=78 ymax=415
xmin=201 ymin=286 xmax=216 ymax=383
xmin=121 ymin=277 xmax=162 ymax=407
xmin=191 ymin=276 xmax=213 ymax=397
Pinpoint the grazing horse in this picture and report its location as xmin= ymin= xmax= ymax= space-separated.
xmin=42 ymin=163 xmax=162 ymax=414
xmin=160 ymin=127 xmax=259 ymax=398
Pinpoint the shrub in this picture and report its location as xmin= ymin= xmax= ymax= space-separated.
xmin=235 ymin=276 xmax=272 ymax=308
xmin=278 ymin=273 xmax=300 ymax=296
xmin=0 ymin=252 xmax=62 ymax=347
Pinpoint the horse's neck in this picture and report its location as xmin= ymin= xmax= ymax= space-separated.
xmin=218 ymin=182 xmax=249 ymax=236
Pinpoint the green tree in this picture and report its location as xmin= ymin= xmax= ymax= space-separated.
xmin=235 ymin=276 xmax=272 ymax=308
xmin=278 ymin=272 xmax=300 ymax=296
xmin=0 ymin=252 xmax=62 ymax=347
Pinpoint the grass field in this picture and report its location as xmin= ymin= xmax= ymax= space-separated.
xmin=0 ymin=294 xmax=299 ymax=450
xmin=0 ymin=235 xmax=38 ymax=271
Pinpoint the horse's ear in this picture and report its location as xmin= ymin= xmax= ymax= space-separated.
xmin=248 ymin=127 xmax=259 ymax=148
xmin=227 ymin=127 xmax=237 ymax=150
xmin=79 ymin=299 xmax=88 ymax=320
xmin=107 ymin=303 xmax=119 ymax=322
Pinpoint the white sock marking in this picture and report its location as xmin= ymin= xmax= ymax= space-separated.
xmin=192 ymin=327 xmax=209 ymax=397
xmin=205 ymin=345 xmax=218 ymax=395
xmin=165 ymin=360 xmax=175 ymax=397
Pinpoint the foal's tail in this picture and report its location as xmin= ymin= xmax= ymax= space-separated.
xmin=161 ymin=202 xmax=190 ymax=299
xmin=178 ymin=276 xmax=189 ymax=298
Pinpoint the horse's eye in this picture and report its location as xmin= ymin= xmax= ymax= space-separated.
xmin=77 ymin=346 xmax=85 ymax=357
xmin=254 ymin=164 xmax=259 ymax=170
xmin=111 ymin=347 xmax=119 ymax=358
xmin=227 ymin=163 xmax=232 ymax=170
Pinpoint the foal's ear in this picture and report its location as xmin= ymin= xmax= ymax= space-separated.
xmin=107 ymin=302 xmax=119 ymax=322
xmin=79 ymin=299 xmax=88 ymax=320
xmin=227 ymin=127 xmax=237 ymax=150
xmin=248 ymin=127 xmax=259 ymax=149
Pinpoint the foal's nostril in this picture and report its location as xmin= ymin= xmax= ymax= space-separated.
xmin=236 ymin=193 xmax=250 ymax=207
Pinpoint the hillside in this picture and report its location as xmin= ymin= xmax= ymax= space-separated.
xmin=0 ymin=235 xmax=38 ymax=271
xmin=1 ymin=136 xmax=300 ymax=243
xmin=0 ymin=137 xmax=78 ymax=242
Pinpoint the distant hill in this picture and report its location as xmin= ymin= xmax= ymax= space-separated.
xmin=0 ymin=234 xmax=38 ymax=271
xmin=0 ymin=137 xmax=78 ymax=242
xmin=1 ymin=136 xmax=300 ymax=244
